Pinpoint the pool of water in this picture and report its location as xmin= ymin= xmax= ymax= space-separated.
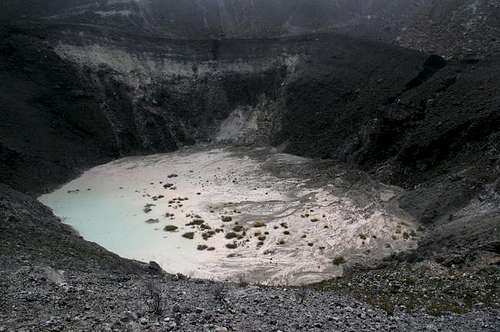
xmin=39 ymin=146 xmax=418 ymax=285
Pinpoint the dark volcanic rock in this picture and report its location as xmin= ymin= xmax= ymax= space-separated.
xmin=163 ymin=225 xmax=178 ymax=232
xmin=0 ymin=3 xmax=499 ymax=330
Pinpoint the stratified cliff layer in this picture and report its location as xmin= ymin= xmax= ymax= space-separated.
xmin=0 ymin=23 xmax=425 ymax=194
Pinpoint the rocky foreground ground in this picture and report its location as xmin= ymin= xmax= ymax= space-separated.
xmin=1 ymin=266 xmax=499 ymax=332
xmin=1 ymin=184 xmax=499 ymax=331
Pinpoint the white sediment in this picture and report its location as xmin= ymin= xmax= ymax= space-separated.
xmin=39 ymin=146 xmax=418 ymax=285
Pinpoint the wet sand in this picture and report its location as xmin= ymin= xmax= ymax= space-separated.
xmin=39 ymin=146 xmax=419 ymax=285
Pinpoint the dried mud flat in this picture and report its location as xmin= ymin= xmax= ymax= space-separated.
xmin=40 ymin=146 xmax=420 ymax=285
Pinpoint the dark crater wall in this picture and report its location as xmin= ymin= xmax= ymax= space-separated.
xmin=1 ymin=23 xmax=499 ymax=221
xmin=0 ymin=23 xmax=418 ymax=193
xmin=0 ymin=19 xmax=498 ymax=268
xmin=0 ymin=24 xmax=289 ymax=193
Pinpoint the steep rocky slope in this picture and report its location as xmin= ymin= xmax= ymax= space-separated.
xmin=0 ymin=23 xmax=427 ymax=194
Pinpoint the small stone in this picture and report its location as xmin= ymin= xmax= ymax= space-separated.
xmin=233 ymin=225 xmax=244 ymax=232
xmin=226 ymin=243 xmax=237 ymax=249
xmin=121 ymin=311 xmax=138 ymax=322
xmin=253 ymin=221 xmax=266 ymax=228
xmin=214 ymin=327 xmax=228 ymax=332
xmin=164 ymin=225 xmax=178 ymax=232
xmin=182 ymin=232 xmax=195 ymax=239
xmin=225 ymin=232 xmax=238 ymax=239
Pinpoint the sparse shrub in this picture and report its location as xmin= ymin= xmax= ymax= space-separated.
xmin=333 ymin=256 xmax=346 ymax=265
xmin=186 ymin=219 xmax=205 ymax=226
xmin=359 ymin=234 xmax=367 ymax=240
xmin=253 ymin=221 xmax=266 ymax=228
xmin=221 ymin=216 xmax=233 ymax=222
xmin=232 ymin=225 xmax=244 ymax=232
xmin=182 ymin=232 xmax=195 ymax=239
xmin=237 ymin=274 xmax=249 ymax=287
xmin=164 ymin=225 xmax=178 ymax=232
xmin=143 ymin=204 xmax=155 ymax=213
xmin=144 ymin=280 xmax=164 ymax=315
xmin=197 ymin=244 xmax=208 ymax=251
xmin=226 ymin=243 xmax=237 ymax=249
xmin=212 ymin=283 xmax=226 ymax=303
xmin=174 ymin=272 xmax=192 ymax=281
xmin=295 ymin=287 xmax=308 ymax=304
xmin=225 ymin=232 xmax=238 ymax=239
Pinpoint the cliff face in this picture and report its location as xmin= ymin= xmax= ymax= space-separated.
xmin=0 ymin=22 xmax=427 ymax=194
